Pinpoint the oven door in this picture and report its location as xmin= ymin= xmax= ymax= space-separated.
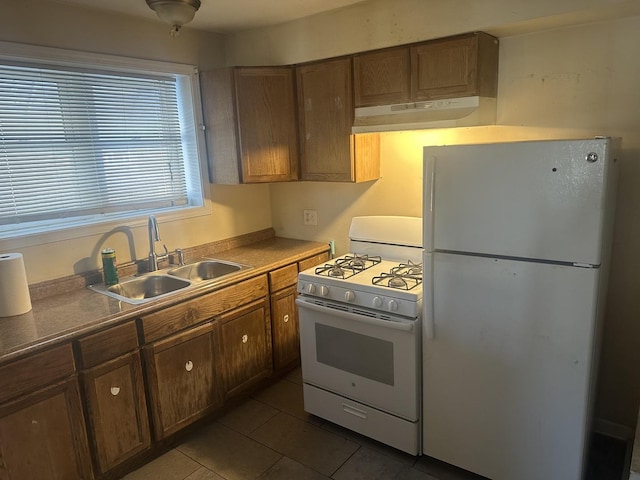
xmin=296 ymin=296 xmax=420 ymax=421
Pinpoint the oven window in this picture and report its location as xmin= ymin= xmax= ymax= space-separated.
xmin=315 ymin=324 xmax=394 ymax=385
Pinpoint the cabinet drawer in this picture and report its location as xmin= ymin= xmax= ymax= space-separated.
xmin=141 ymin=275 xmax=268 ymax=342
xmin=76 ymin=321 xmax=139 ymax=369
xmin=269 ymin=264 xmax=298 ymax=292
xmin=0 ymin=344 xmax=75 ymax=404
xmin=303 ymin=383 xmax=419 ymax=455
xmin=298 ymin=252 xmax=330 ymax=272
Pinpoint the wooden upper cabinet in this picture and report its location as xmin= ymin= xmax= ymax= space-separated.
xmin=353 ymin=47 xmax=411 ymax=107
xmin=297 ymin=57 xmax=380 ymax=183
xmin=200 ymin=67 xmax=299 ymax=184
xmin=411 ymin=32 xmax=498 ymax=100
xmin=353 ymin=32 xmax=498 ymax=107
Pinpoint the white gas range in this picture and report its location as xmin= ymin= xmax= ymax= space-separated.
xmin=296 ymin=216 xmax=423 ymax=455
xmin=298 ymin=255 xmax=422 ymax=318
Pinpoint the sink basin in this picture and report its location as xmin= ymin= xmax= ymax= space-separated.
xmin=167 ymin=260 xmax=245 ymax=282
xmin=88 ymin=259 xmax=251 ymax=305
xmin=107 ymin=275 xmax=190 ymax=300
xmin=89 ymin=275 xmax=191 ymax=304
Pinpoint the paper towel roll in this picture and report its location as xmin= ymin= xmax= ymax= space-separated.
xmin=0 ymin=253 xmax=32 ymax=317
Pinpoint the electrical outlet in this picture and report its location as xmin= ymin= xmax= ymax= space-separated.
xmin=303 ymin=209 xmax=317 ymax=226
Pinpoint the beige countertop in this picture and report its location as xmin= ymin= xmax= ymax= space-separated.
xmin=0 ymin=237 xmax=328 ymax=365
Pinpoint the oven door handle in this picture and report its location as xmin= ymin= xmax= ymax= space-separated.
xmin=295 ymin=298 xmax=414 ymax=332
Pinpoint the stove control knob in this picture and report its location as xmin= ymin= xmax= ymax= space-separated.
xmin=372 ymin=296 xmax=383 ymax=308
xmin=307 ymin=283 xmax=316 ymax=294
xmin=388 ymin=299 xmax=399 ymax=312
xmin=320 ymin=285 xmax=329 ymax=296
xmin=345 ymin=290 xmax=355 ymax=302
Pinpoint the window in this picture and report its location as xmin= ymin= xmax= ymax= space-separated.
xmin=0 ymin=42 xmax=207 ymax=240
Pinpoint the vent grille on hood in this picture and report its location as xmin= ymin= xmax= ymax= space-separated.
xmin=352 ymin=96 xmax=496 ymax=133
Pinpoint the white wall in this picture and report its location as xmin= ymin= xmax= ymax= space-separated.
xmin=0 ymin=0 xmax=273 ymax=282
xmin=227 ymin=3 xmax=640 ymax=428
xmin=224 ymin=0 xmax=640 ymax=65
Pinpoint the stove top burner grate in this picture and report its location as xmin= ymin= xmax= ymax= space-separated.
xmin=372 ymin=261 xmax=423 ymax=290
xmin=315 ymin=254 xmax=382 ymax=279
xmin=372 ymin=273 xmax=422 ymax=290
xmin=391 ymin=261 xmax=423 ymax=276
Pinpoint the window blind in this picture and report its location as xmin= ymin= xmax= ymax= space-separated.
xmin=0 ymin=61 xmax=201 ymax=233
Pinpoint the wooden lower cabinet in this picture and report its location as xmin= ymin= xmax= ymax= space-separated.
xmin=0 ymin=255 xmax=334 ymax=479
xmin=271 ymin=285 xmax=300 ymax=371
xmin=268 ymin=253 xmax=330 ymax=373
xmin=0 ymin=378 xmax=93 ymax=479
xmin=144 ymin=322 xmax=223 ymax=440
xmin=219 ymin=299 xmax=272 ymax=397
xmin=81 ymin=351 xmax=150 ymax=475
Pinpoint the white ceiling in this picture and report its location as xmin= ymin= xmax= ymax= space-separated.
xmin=52 ymin=0 xmax=368 ymax=34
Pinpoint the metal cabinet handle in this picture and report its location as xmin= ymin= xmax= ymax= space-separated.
xmin=283 ymin=314 xmax=289 ymax=323
xmin=110 ymin=387 xmax=120 ymax=396
xmin=185 ymin=360 xmax=194 ymax=372
xmin=241 ymin=334 xmax=248 ymax=344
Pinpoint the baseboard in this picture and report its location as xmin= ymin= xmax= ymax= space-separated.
xmin=594 ymin=417 xmax=634 ymax=441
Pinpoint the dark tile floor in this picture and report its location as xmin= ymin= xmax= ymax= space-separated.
xmin=123 ymin=368 xmax=628 ymax=480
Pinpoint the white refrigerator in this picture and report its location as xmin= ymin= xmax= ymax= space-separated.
xmin=422 ymin=138 xmax=620 ymax=480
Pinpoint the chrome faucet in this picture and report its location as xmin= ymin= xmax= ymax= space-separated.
xmin=148 ymin=215 xmax=163 ymax=272
xmin=148 ymin=215 xmax=185 ymax=272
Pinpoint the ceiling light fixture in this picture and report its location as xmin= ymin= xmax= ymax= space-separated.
xmin=146 ymin=0 xmax=201 ymax=37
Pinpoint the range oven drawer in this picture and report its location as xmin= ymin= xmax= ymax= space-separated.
xmin=303 ymin=383 xmax=420 ymax=455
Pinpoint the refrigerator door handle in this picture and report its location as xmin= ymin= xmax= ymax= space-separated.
xmin=423 ymin=252 xmax=435 ymax=339
xmin=423 ymin=155 xmax=436 ymax=252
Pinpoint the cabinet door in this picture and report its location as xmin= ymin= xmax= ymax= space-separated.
xmin=271 ymin=285 xmax=300 ymax=371
xmin=297 ymin=58 xmax=353 ymax=182
xmin=82 ymin=351 xmax=150 ymax=474
xmin=145 ymin=322 xmax=222 ymax=439
xmin=411 ymin=33 xmax=498 ymax=100
xmin=0 ymin=378 xmax=93 ymax=479
xmin=353 ymin=47 xmax=411 ymax=107
xmin=219 ymin=299 xmax=272 ymax=397
xmin=234 ymin=67 xmax=299 ymax=183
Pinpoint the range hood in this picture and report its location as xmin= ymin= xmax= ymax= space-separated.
xmin=352 ymin=96 xmax=496 ymax=133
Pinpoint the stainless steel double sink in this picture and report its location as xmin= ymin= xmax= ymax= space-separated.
xmin=89 ymin=259 xmax=251 ymax=305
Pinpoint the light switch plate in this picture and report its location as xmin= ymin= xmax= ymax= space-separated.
xmin=303 ymin=209 xmax=317 ymax=225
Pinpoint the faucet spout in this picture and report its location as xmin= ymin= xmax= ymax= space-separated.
xmin=148 ymin=215 xmax=161 ymax=271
